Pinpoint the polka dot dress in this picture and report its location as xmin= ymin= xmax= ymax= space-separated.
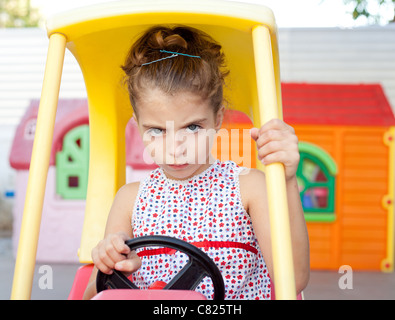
xmin=131 ymin=160 xmax=271 ymax=300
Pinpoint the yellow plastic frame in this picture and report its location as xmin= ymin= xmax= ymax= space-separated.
xmin=11 ymin=0 xmax=296 ymax=300
xmin=382 ymin=127 xmax=395 ymax=272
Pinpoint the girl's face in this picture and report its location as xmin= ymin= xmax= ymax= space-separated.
xmin=134 ymin=88 xmax=224 ymax=181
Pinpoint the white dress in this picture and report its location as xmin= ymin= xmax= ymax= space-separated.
xmin=131 ymin=160 xmax=271 ymax=300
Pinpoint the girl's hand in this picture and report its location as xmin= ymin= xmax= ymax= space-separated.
xmin=91 ymin=231 xmax=142 ymax=275
xmin=250 ymin=119 xmax=300 ymax=181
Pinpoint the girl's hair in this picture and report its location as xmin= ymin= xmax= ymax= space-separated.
xmin=122 ymin=25 xmax=229 ymax=115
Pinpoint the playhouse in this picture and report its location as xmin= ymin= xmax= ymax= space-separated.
xmin=9 ymin=99 xmax=89 ymax=262
xmin=282 ymin=82 xmax=395 ymax=272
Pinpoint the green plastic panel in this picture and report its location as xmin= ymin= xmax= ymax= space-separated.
xmin=56 ymin=125 xmax=89 ymax=199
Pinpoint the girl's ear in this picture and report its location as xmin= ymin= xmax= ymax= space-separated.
xmin=215 ymin=106 xmax=225 ymax=131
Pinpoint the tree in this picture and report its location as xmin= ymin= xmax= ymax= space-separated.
xmin=343 ymin=0 xmax=395 ymax=24
xmin=0 ymin=0 xmax=41 ymax=28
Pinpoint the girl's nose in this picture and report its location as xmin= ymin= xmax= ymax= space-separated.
xmin=167 ymin=138 xmax=187 ymax=160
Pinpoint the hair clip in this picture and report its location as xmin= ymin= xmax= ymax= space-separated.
xmin=141 ymin=49 xmax=201 ymax=66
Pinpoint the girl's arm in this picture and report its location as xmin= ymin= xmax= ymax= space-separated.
xmin=241 ymin=170 xmax=309 ymax=294
xmin=242 ymin=119 xmax=310 ymax=294
xmin=83 ymin=182 xmax=141 ymax=300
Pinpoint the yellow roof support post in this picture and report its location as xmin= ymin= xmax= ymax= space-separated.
xmin=11 ymin=33 xmax=67 ymax=300
xmin=382 ymin=127 xmax=394 ymax=272
xmin=252 ymin=25 xmax=296 ymax=300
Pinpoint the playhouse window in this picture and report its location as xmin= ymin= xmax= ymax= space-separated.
xmin=56 ymin=125 xmax=89 ymax=199
xmin=297 ymin=142 xmax=337 ymax=222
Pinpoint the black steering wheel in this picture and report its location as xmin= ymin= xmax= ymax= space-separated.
xmin=96 ymin=235 xmax=225 ymax=300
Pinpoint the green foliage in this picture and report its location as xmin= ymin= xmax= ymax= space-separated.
xmin=0 ymin=0 xmax=41 ymax=28
xmin=343 ymin=0 xmax=395 ymax=24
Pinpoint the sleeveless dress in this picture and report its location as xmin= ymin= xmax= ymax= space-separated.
xmin=131 ymin=159 xmax=271 ymax=300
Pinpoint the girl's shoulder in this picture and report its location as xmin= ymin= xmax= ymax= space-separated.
xmin=238 ymin=167 xmax=267 ymax=212
xmin=106 ymin=181 xmax=141 ymax=231
xmin=119 ymin=180 xmax=141 ymax=194
xmin=239 ymin=168 xmax=266 ymax=189
xmin=114 ymin=181 xmax=141 ymax=207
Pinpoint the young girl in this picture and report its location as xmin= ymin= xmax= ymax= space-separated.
xmin=83 ymin=26 xmax=309 ymax=300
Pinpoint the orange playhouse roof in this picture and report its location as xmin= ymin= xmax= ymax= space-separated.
xmin=282 ymin=83 xmax=395 ymax=126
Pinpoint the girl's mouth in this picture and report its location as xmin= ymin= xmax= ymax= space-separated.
xmin=168 ymin=164 xmax=189 ymax=170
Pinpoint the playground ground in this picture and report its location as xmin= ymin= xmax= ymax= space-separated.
xmin=1 ymin=234 xmax=394 ymax=300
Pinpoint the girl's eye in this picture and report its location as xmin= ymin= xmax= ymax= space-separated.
xmin=148 ymin=128 xmax=164 ymax=136
xmin=186 ymin=124 xmax=201 ymax=133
